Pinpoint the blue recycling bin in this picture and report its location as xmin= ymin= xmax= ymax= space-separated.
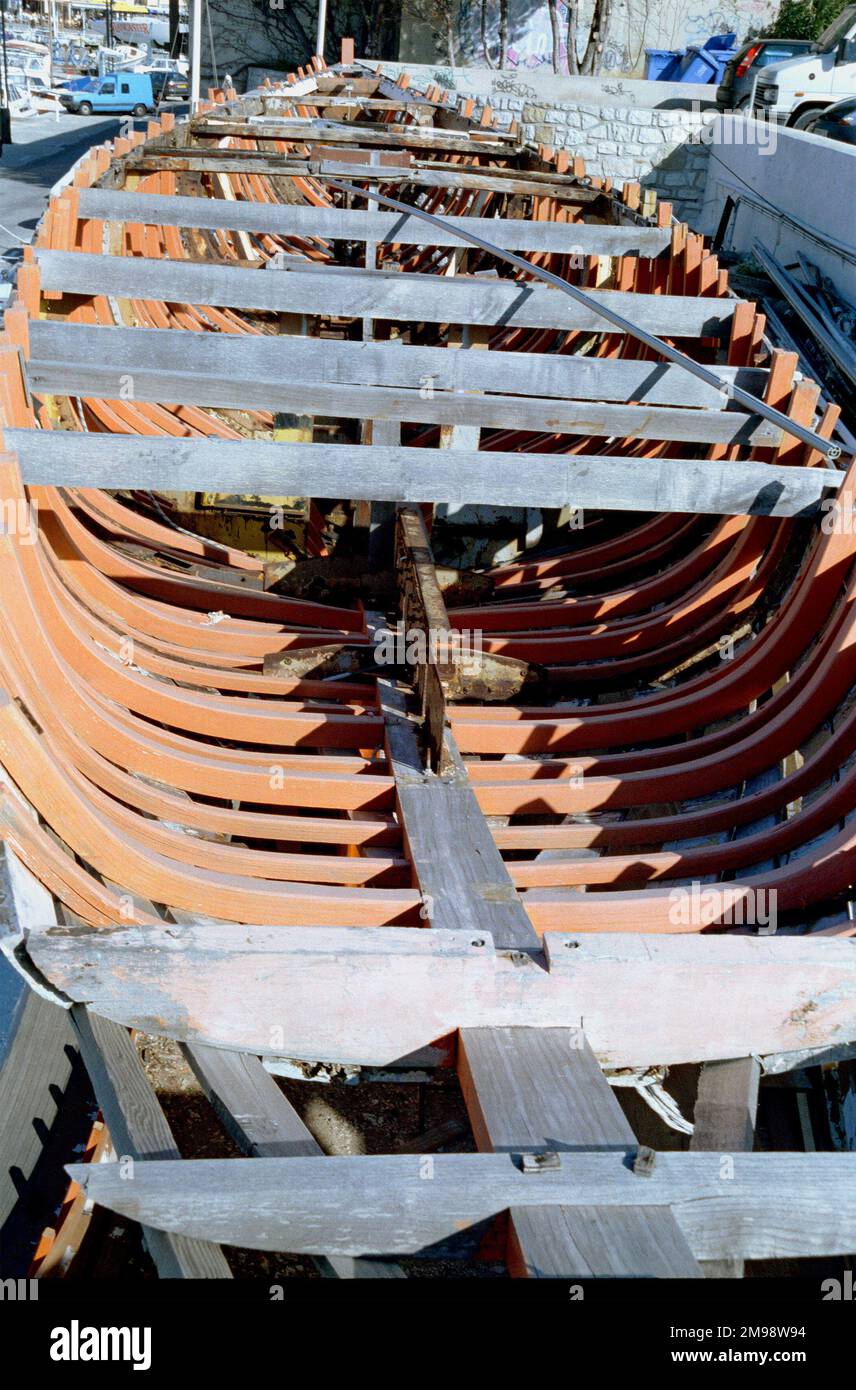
xmin=644 ymin=48 xmax=684 ymax=81
xmin=704 ymin=31 xmax=738 ymax=50
xmin=675 ymin=32 xmax=738 ymax=83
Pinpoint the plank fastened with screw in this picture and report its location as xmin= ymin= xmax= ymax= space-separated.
xmin=458 ymin=1027 xmax=702 ymax=1278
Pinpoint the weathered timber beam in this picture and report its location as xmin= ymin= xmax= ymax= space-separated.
xmin=28 ymin=320 xmax=766 ymax=406
xmin=391 ymin=516 xmax=452 ymax=771
xmin=188 ymin=116 xmax=514 ymax=154
xmin=181 ymin=1044 xmax=404 ymax=1278
xmin=131 ymin=143 xmax=597 ymax=185
xmin=315 ymin=164 xmax=604 ymax=200
xmin=459 ymin=1028 xmax=637 ymax=1155
xmin=36 ymin=250 xmax=722 ymax=335
xmin=691 ymin=1056 xmax=761 ymax=1279
xmin=68 ymin=1149 xmax=856 ymax=1262
xmin=394 ymin=508 xmax=530 ymax=729
xmin=7 ymin=431 xmax=837 ymax=516
xmin=75 ymin=188 xmax=672 ymax=256
xmin=124 ymin=155 xmax=312 ymax=175
xmin=71 ymin=1008 xmax=232 ymax=1278
xmin=263 ymin=645 xmax=367 ymax=678
xmin=262 ymin=96 xmax=432 ymax=111
xmin=122 ymin=151 xmax=606 ymax=200
xmin=20 ymin=925 xmax=856 ymax=1070
xmin=0 ymin=843 xmax=80 ymax=1263
xmin=380 ymin=682 xmax=540 ymax=952
xmin=27 ymin=358 xmax=781 ymax=446
xmin=458 ymin=1029 xmax=702 ymax=1277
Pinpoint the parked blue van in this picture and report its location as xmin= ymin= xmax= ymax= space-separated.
xmin=59 ymin=72 xmax=156 ymax=117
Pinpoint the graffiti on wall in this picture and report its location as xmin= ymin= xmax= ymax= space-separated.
xmin=454 ymin=0 xmax=778 ymax=74
xmin=492 ymin=70 xmax=539 ymax=97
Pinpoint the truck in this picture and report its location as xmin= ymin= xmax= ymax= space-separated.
xmin=753 ymin=3 xmax=856 ymax=128
xmin=58 ymin=71 xmax=157 ymax=117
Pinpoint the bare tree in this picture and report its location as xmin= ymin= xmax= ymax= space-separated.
xmin=206 ymin=0 xmax=400 ymax=83
xmin=547 ymin=0 xmax=563 ymax=73
xmin=480 ymin=0 xmax=509 ymax=68
xmin=480 ymin=0 xmax=496 ymax=67
xmin=354 ymin=0 xmax=401 ymax=58
xmin=565 ymin=0 xmax=580 ymax=73
xmin=576 ymin=0 xmax=616 ymax=75
xmin=404 ymin=0 xmax=460 ymax=68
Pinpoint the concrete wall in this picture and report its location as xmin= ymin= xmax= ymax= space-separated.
xmin=376 ymin=62 xmax=718 ymax=222
xmin=377 ymin=64 xmax=717 ymax=107
xmin=698 ymin=114 xmax=856 ymax=304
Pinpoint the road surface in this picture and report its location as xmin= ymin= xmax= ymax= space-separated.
xmin=0 ymin=106 xmax=185 ymax=280
xmin=0 ymin=110 xmax=125 ymax=280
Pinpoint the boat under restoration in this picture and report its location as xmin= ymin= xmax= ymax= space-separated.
xmin=1 ymin=47 xmax=855 ymax=1279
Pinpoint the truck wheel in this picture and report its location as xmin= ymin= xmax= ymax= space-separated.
xmin=78 ymin=101 xmax=93 ymax=116
xmin=132 ymin=103 xmax=147 ymax=117
xmin=792 ymin=107 xmax=823 ymax=131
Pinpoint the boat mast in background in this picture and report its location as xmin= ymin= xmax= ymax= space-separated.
xmin=189 ymin=0 xmax=200 ymax=108
xmin=316 ymin=0 xmax=327 ymax=64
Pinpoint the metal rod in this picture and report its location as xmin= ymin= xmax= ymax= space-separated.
xmin=322 ymin=177 xmax=841 ymax=463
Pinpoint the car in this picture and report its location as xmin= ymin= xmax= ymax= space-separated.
xmin=150 ymin=70 xmax=189 ymax=102
xmin=144 ymin=54 xmax=189 ymax=77
xmin=716 ymin=37 xmax=812 ymax=110
xmin=58 ymin=71 xmax=156 ymax=116
xmin=753 ymin=5 xmax=856 ymax=126
xmin=808 ymin=92 xmax=856 ymax=140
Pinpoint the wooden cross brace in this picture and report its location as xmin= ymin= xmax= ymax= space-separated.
xmin=66 ymin=1027 xmax=856 ymax=1277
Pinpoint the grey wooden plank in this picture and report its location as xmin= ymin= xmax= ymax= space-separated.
xmin=24 ymin=925 xmax=856 ymax=1071
xmin=35 ymin=249 xmax=737 ymax=337
xmin=124 ymin=152 xmax=605 ymax=201
xmin=75 ymin=188 xmax=672 ymax=256
xmin=27 ymin=355 xmax=778 ymax=446
xmin=28 ymin=320 xmax=769 ymax=407
xmin=71 ymin=1008 xmax=232 ymax=1278
xmin=313 ymin=162 xmax=608 ymax=199
xmin=692 ymin=1057 xmax=761 ymax=1152
xmin=0 ymin=846 xmax=90 ymax=1268
xmin=182 ymin=1045 xmax=322 ymax=1158
xmin=189 ymin=116 xmax=514 ymax=155
xmin=458 ymin=1028 xmax=701 ymax=1277
xmin=0 ymin=975 xmax=77 ymax=1257
xmin=182 ymin=1044 xmax=403 ymax=1278
xmin=691 ymin=1056 xmax=761 ymax=1279
xmin=508 ymin=1205 xmax=703 ymax=1278
xmin=8 ymin=431 xmax=837 ymax=517
xmin=262 ymin=96 xmax=432 ymax=112
xmin=458 ymin=1028 xmax=635 ymax=1153
xmin=380 ymin=682 xmax=540 ymax=953
xmin=67 ymin=1149 xmax=856 ymax=1262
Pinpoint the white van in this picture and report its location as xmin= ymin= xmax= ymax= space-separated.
xmin=753 ymin=4 xmax=856 ymax=127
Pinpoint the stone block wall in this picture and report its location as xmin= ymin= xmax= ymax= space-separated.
xmin=500 ymin=97 xmax=715 ymax=223
xmin=376 ymin=63 xmax=717 ymax=225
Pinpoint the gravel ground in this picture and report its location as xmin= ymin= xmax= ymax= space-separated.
xmin=134 ymin=1033 xmax=484 ymax=1279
